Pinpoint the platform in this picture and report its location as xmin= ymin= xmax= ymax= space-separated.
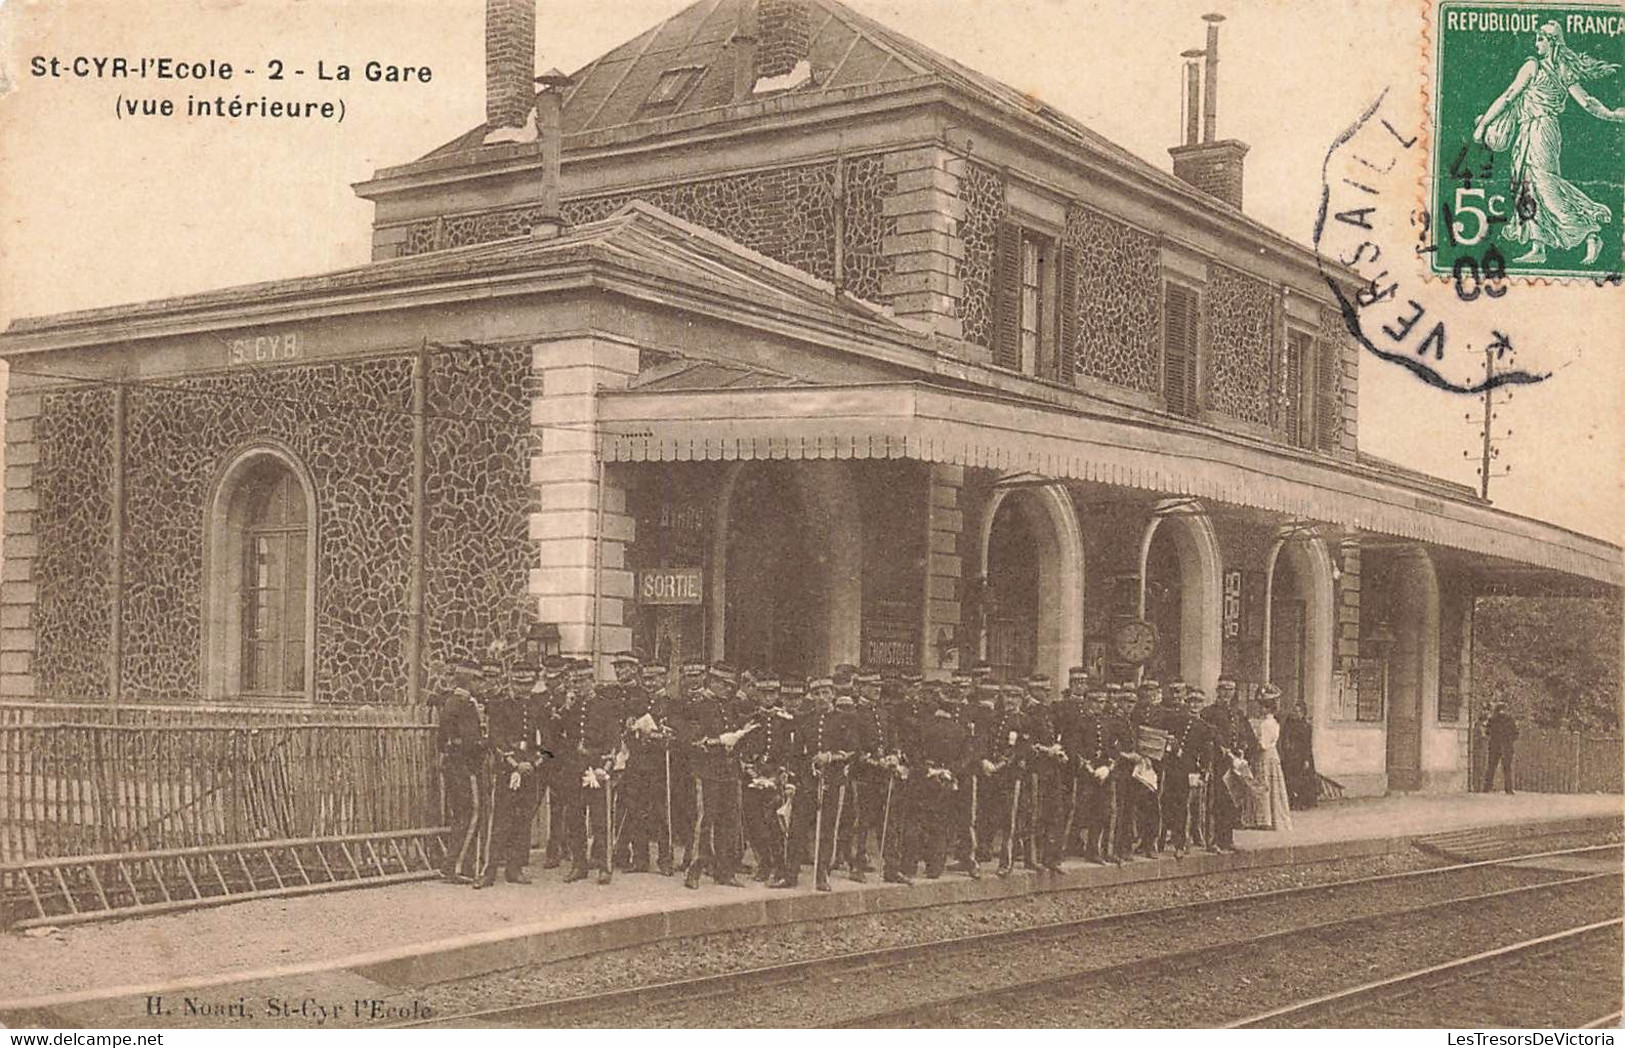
xmin=2 ymin=791 xmax=1619 ymax=1025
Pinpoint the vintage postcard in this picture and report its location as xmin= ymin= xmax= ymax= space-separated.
xmin=0 ymin=0 xmax=1620 ymax=1034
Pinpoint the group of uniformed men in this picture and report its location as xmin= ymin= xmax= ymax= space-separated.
xmin=436 ymin=654 xmax=1265 ymax=893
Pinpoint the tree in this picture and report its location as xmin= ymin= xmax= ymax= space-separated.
xmin=1471 ymin=595 xmax=1623 ymax=733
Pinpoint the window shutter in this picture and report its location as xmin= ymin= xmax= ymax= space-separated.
xmin=1284 ymin=331 xmax=1307 ymax=446
xmin=1163 ymin=283 xmax=1199 ymax=417
xmin=993 ymin=221 xmax=1023 ymax=371
xmin=1057 ymin=243 xmax=1079 ymax=385
xmin=1316 ymin=336 xmax=1342 ymax=451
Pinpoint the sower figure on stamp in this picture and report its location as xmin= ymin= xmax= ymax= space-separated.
xmin=437 ymin=659 xmax=486 ymax=883
xmin=678 ymin=663 xmax=748 ymax=889
xmin=617 ymin=653 xmax=677 ymax=875
xmin=478 ymin=663 xmax=545 ymax=888
xmin=781 ymin=677 xmax=857 ymax=892
xmin=736 ymin=676 xmax=795 ymax=884
xmin=562 ymin=660 xmax=625 ymax=885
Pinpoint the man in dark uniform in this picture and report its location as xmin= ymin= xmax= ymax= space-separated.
xmin=677 ymin=663 xmax=746 ymax=888
xmin=736 ymin=676 xmax=796 ymax=884
xmin=561 ymin=659 xmax=624 ymax=885
xmin=1156 ymin=684 xmax=1214 ymax=857
xmin=981 ymin=683 xmax=1034 ymax=877
xmin=1202 ymin=678 xmax=1255 ymax=852
xmin=958 ymin=680 xmax=1001 ymax=868
xmin=846 ymin=669 xmax=891 ymax=881
xmin=1126 ymin=680 xmax=1164 ymax=858
xmin=780 ymin=676 xmax=857 ymax=892
xmin=1482 ymin=702 xmax=1519 ymax=794
xmin=1081 ymin=684 xmax=1129 ymax=863
xmin=912 ymin=685 xmax=970 ymax=879
xmin=614 ymin=653 xmax=673 ymax=874
xmin=1053 ymin=667 xmax=1091 ymax=859
xmin=670 ymin=662 xmax=705 ymax=868
xmin=535 ymin=658 xmax=570 ymax=868
xmin=437 ymin=660 xmax=486 ymax=883
xmin=478 ymin=663 xmax=546 ymax=887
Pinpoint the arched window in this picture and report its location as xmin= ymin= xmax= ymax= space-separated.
xmin=238 ymin=463 xmax=308 ymax=695
xmin=205 ymin=447 xmax=316 ymax=702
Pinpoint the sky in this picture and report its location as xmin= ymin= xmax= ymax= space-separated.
xmin=1 ymin=0 xmax=1621 ymax=543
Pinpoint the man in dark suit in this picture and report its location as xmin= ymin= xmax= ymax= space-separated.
xmin=1482 ymin=702 xmax=1519 ymax=794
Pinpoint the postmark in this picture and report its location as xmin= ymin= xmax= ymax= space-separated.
xmin=1431 ymin=1 xmax=1625 ymax=281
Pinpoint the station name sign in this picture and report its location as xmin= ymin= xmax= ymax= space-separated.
xmin=227 ymin=331 xmax=303 ymax=366
xmin=636 ymin=567 xmax=704 ymax=605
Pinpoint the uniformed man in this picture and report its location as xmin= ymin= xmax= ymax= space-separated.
xmin=537 ymin=657 xmax=572 ymax=869
xmin=617 ymin=654 xmax=676 ymax=875
xmin=478 ymin=663 xmax=545 ymax=887
xmin=959 ymin=679 xmax=1001 ymax=868
xmin=1156 ymin=683 xmax=1214 ymax=857
xmin=677 ymin=663 xmax=746 ymax=888
xmin=1023 ymin=674 xmax=1068 ymax=872
xmin=1053 ymin=667 xmax=1091 ymax=858
xmin=671 ymin=662 xmax=706 ymax=868
xmin=1201 ymin=678 xmax=1256 ymax=853
xmin=780 ymin=677 xmax=857 ymax=892
xmin=561 ymin=659 xmax=624 ymax=885
xmin=845 ymin=669 xmax=891 ymax=881
xmin=736 ymin=676 xmax=796 ymax=884
xmin=912 ymin=684 xmax=970 ymax=879
xmin=981 ymin=683 xmax=1034 ymax=877
xmin=1128 ymin=679 xmax=1164 ymax=858
xmin=437 ymin=659 xmax=486 ymax=883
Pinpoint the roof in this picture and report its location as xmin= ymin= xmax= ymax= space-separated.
xmin=597 ymin=381 xmax=1624 ymax=588
xmin=416 ymin=0 xmax=1232 ymax=215
xmin=0 ymin=201 xmax=906 ymax=348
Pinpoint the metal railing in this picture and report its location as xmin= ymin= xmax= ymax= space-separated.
xmin=1470 ymin=726 xmax=1623 ymax=794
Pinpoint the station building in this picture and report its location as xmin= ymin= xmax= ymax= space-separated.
xmin=1 ymin=0 xmax=1617 ymax=795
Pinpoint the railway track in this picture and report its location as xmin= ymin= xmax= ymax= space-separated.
xmin=400 ymin=842 xmax=1621 ymax=1028
xmin=1229 ymin=918 xmax=1623 ymax=1028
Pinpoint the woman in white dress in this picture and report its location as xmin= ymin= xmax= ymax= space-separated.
xmin=1252 ymin=686 xmax=1293 ymax=832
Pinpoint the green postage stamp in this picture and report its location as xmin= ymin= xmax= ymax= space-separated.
xmin=1432 ymin=1 xmax=1625 ymax=279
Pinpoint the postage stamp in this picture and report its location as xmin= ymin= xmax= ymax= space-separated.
xmin=1431 ymin=1 xmax=1625 ymax=281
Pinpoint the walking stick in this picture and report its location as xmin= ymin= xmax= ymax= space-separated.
xmin=1062 ymin=766 xmax=1081 ymax=859
xmin=478 ymin=768 xmax=498 ymax=882
xmin=831 ymin=774 xmax=847 ymax=874
xmin=968 ymin=773 xmax=980 ymax=857
xmin=879 ymin=775 xmax=895 ymax=870
xmin=454 ymin=769 xmax=480 ymax=878
xmin=1104 ymin=773 xmax=1120 ymax=865
xmin=812 ymin=767 xmax=827 ymax=881
xmin=1029 ymin=771 xmax=1041 ymax=865
xmin=603 ymin=770 xmax=615 ymax=883
xmin=844 ymin=778 xmax=861 ymax=869
xmin=1004 ymin=774 xmax=1022 ymax=872
xmin=1180 ymin=774 xmax=1196 ymax=857
xmin=664 ymin=749 xmax=674 ymax=873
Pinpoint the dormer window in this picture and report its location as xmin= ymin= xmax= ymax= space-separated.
xmin=644 ymin=66 xmax=705 ymax=110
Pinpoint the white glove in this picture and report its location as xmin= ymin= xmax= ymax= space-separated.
xmin=508 ymin=770 xmax=523 ymax=791
xmin=981 ymin=759 xmax=996 ymax=776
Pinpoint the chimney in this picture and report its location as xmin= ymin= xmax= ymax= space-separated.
xmin=731 ymin=4 xmax=758 ymax=102
xmin=1168 ymin=13 xmax=1248 ymax=210
xmin=755 ymin=0 xmax=811 ymax=83
xmin=1180 ymin=48 xmax=1203 ymax=147
xmin=486 ymin=0 xmax=536 ymax=132
xmin=532 ymin=68 xmax=572 ymax=238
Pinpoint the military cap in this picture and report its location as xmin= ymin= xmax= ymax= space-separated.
xmin=1260 ymin=683 xmax=1284 ymax=700
xmin=1216 ymin=678 xmax=1238 ymax=691
xmin=969 ymin=662 xmax=994 ymax=679
xmin=1138 ymin=679 xmax=1161 ymax=692
xmin=681 ymin=661 xmax=707 ymax=676
xmin=481 ymin=658 xmax=505 ymax=675
xmin=610 ymin=651 xmax=641 ymax=667
xmin=781 ymin=679 xmax=807 ymax=697
xmin=855 ymin=670 xmax=883 ymax=686
xmin=808 ymin=677 xmax=835 ymax=691
xmin=1027 ymin=674 xmax=1052 ymax=689
xmin=901 ymin=673 xmax=924 ymax=686
xmin=709 ymin=662 xmax=738 ymax=685
xmin=1000 ymin=682 xmax=1025 ymax=696
xmin=975 ymin=681 xmax=1000 ymax=697
xmin=756 ymin=676 xmax=781 ymax=692
xmin=1068 ymin=666 xmax=1091 ymax=681
xmin=833 ymin=692 xmax=856 ymax=706
xmin=951 ymin=670 xmax=973 ymax=685
xmin=509 ymin=663 xmax=539 ymax=682
xmin=1086 ymin=684 xmax=1109 ymax=698
xmin=640 ymin=663 xmax=666 ymax=678
xmin=453 ymin=657 xmax=482 ymax=674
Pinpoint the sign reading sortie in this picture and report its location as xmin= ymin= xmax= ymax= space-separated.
xmin=636 ymin=567 xmax=704 ymax=606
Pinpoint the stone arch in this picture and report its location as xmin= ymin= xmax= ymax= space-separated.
xmin=1137 ymin=502 xmax=1223 ymax=693
xmin=201 ymin=441 xmax=319 ymax=702
xmin=1262 ymin=531 xmax=1337 ymax=735
xmin=973 ymin=479 xmax=1086 ymax=685
xmin=709 ymin=460 xmax=863 ymax=673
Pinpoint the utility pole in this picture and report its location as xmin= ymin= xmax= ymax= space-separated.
xmin=1464 ymin=345 xmax=1513 ymax=501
